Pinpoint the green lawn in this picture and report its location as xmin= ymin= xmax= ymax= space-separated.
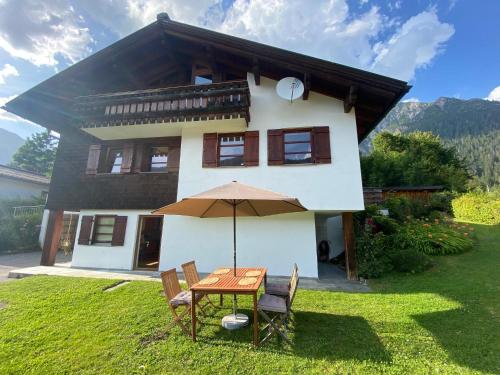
xmin=0 ymin=224 xmax=498 ymax=374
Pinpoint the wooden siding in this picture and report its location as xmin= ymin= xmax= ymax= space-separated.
xmin=46 ymin=130 xmax=180 ymax=210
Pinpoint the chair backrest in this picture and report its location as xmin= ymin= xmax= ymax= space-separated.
xmin=161 ymin=268 xmax=182 ymax=301
xmin=181 ymin=261 xmax=200 ymax=288
xmin=288 ymin=263 xmax=299 ymax=308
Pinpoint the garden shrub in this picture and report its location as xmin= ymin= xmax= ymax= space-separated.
xmin=371 ymin=215 xmax=399 ymax=234
xmin=452 ymin=191 xmax=500 ymax=225
xmin=396 ymin=220 xmax=473 ymax=256
xmin=0 ymin=198 xmax=43 ymax=253
xmin=388 ymin=248 xmax=432 ymax=273
xmin=384 ymin=196 xmax=431 ymax=221
xmin=429 ymin=192 xmax=454 ymax=214
xmin=356 ymin=232 xmax=394 ymax=279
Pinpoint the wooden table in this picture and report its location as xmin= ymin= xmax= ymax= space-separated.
xmin=190 ymin=267 xmax=267 ymax=346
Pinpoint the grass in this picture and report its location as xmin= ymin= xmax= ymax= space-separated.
xmin=0 ymin=224 xmax=499 ymax=374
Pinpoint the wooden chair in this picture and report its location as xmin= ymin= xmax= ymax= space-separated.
xmin=265 ymin=263 xmax=298 ymax=310
xmin=181 ymin=260 xmax=219 ymax=310
xmin=161 ymin=268 xmax=202 ymax=336
xmin=257 ymin=265 xmax=299 ymax=346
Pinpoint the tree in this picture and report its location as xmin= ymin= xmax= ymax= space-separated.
xmin=361 ymin=131 xmax=470 ymax=192
xmin=10 ymin=131 xmax=58 ymax=176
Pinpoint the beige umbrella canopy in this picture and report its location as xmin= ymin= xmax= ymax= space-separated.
xmin=153 ymin=181 xmax=307 ymax=218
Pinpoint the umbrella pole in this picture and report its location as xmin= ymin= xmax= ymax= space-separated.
xmin=233 ymin=201 xmax=237 ymax=316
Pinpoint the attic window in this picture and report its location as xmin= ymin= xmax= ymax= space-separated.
xmin=195 ymin=75 xmax=212 ymax=85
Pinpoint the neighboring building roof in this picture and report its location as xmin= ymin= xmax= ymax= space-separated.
xmin=3 ymin=13 xmax=410 ymax=142
xmin=0 ymin=164 xmax=50 ymax=186
xmin=364 ymin=186 xmax=445 ymax=192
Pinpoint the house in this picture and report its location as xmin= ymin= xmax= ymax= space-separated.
xmin=3 ymin=14 xmax=410 ymax=279
xmin=0 ymin=164 xmax=49 ymax=201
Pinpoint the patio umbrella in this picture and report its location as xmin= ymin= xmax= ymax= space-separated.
xmin=152 ymin=181 xmax=307 ymax=326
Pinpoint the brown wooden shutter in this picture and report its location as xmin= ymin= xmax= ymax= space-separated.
xmin=133 ymin=143 xmax=151 ymax=172
xmin=243 ymin=131 xmax=259 ymax=166
xmin=111 ymin=216 xmax=127 ymax=246
xmin=86 ymin=145 xmax=101 ymax=175
xmin=202 ymin=133 xmax=218 ymax=167
xmin=267 ymin=129 xmax=284 ymax=165
xmin=312 ymin=126 xmax=332 ymax=164
xmin=120 ymin=143 xmax=134 ymax=173
xmin=78 ymin=216 xmax=94 ymax=245
xmin=168 ymin=147 xmax=181 ymax=172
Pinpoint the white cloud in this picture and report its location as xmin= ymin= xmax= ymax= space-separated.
xmin=0 ymin=63 xmax=18 ymax=84
xmin=77 ymin=0 xmax=221 ymax=37
xmin=402 ymin=97 xmax=420 ymax=103
xmin=0 ymin=0 xmax=92 ymax=66
xmin=0 ymin=0 xmax=455 ymax=82
xmin=485 ymin=86 xmax=500 ymax=102
xmin=371 ymin=9 xmax=454 ymax=80
xmin=219 ymin=0 xmax=386 ymax=71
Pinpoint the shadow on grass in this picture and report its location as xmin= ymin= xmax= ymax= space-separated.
xmin=377 ymin=223 xmax=500 ymax=373
xmin=412 ymin=307 xmax=499 ymax=373
xmin=293 ymin=311 xmax=391 ymax=363
xmin=193 ymin=309 xmax=391 ymax=363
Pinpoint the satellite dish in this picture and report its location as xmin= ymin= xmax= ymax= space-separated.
xmin=276 ymin=77 xmax=304 ymax=103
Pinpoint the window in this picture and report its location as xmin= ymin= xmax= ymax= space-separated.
xmin=105 ymin=148 xmax=123 ymax=173
xmin=283 ymin=130 xmax=312 ymax=164
xmin=218 ymin=134 xmax=245 ymax=167
xmin=149 ymin=146 xmax=169 ymax=172
xmin=92 ymin=216 xmax=116 ymax=244
xmin=194 ymin=75 xmax=213 ymax=85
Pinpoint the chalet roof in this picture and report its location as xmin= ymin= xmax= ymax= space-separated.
xmin=364 ymin=186 xmax=445 ymax=192
xmin=0 ymin=164 xmax=50 ymax=185
xmin=3 ymin=13 xmax=410 ymax=142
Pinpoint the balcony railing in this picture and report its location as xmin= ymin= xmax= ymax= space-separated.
xmin=12 ymin=205 xmax=44 ymax=217
xmin=74 ymin=80 xmax=251 ymax=129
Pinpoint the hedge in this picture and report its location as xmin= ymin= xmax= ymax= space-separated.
xmin=452 ymin=192 xmax=500 ymax=225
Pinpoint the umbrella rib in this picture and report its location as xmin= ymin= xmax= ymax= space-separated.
xmin=199 ymin=200 xmax=219 ymax=218
xmin=281 ymin=200 xmax=307 ymax=211
xmin=245 ymin=200 xmax=261 ymax=216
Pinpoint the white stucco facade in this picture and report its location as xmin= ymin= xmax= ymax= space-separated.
xmin=70 ymin=74 xmax=365 ymax=278
xmin=72 ymin=210 xmax=147 ymax=270
xmin=176 ymin=74 xmax=364 ymax=211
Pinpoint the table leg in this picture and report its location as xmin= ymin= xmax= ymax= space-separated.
xmin=253 ymin=292 xmax=258 ymax=347
xmin=191 ymin=290 xmax=196 ymax=342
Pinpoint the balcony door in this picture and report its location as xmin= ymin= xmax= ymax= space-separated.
xmin=135 ymin=215 xmax=163 ymax=270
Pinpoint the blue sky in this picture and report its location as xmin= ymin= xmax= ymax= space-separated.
xmin=0 ymin=0 xmax=499 ymax=138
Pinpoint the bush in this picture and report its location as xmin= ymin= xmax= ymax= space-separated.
xmin=452 ymin=191 xmax=500 ymax=225
xmin=371 ymin=215 xmax=400 ymax=234
xmin=389 ymin=249 xmax=432 ymax=273
xmin=356 ymin=232 xmax=394 ymax=279
xmin=384 ymin=196 xmax=432 ymax=221
xmin=397 ymin=220 xmax=474 ymax=256
xmin=0 ymin=198 xmax=43 ymax=253
xmin=429 ymin=192 xmax=454 ymax=214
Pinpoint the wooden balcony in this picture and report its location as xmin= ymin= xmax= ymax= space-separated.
xmin=74 ymin=80 xmax=251 ymax=131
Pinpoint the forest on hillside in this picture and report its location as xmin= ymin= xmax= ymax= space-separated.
xmin=361 ymin=97 xmax=500 ymax=189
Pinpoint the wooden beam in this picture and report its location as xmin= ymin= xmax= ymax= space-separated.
xmin=303 ymin=72 xmax=310 ymax=100
xmin=342 ymin=212 xmax=358 ymax=280
xmin=344 ymin=85 xmax=358 ymax=113
xmin=40 ymin=209 xmax=64 ymax=266
xmin=252 ymin=58 xmax=260 ymax=85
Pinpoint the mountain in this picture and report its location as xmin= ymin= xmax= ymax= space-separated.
xmin=0 ymin=129 xmax=24 ymax=165
xmin=360 ymin=97 xmax=500 ymax=188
